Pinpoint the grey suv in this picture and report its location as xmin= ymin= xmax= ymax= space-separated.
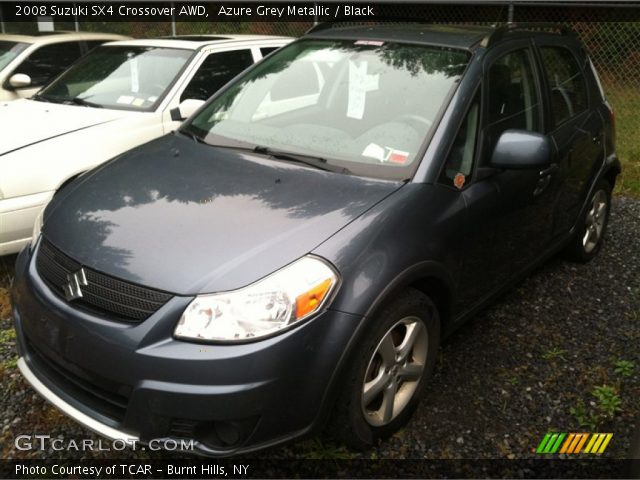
xmin=12 ymin=23 xmax=619 ymax=456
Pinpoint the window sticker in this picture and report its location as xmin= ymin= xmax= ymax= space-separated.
xmin=454 ymin=172 xmax=466 ymax=189
xmin=147 ymin=96 xmax=159 ymax=102
xmin=116 ymin=95 xmax=134 ymax=105
xmin=130 ymin=57 xmax=139 ymax=93
xmin=362 ymin=143 xmax=409 ymax=165
xmin=132 ymin=98 xmax=145 ymax=107
xmin=387 ymin=149 xmax=409 ymax=165
xmin=355 ymin=40 xmax=385 ymax=47
xmin=347 ymin=61 xmax=379 ymax=120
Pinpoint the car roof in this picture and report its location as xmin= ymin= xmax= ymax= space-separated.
xmin=305 ymin=23 xmax=578 ymax=50
xmin=305 ymin=24 xmax=495 ymax=49
xmin=0 ymin=31 xmax=129 ymax=45
xmin=105 ymin=34 xmax=292 ymax=51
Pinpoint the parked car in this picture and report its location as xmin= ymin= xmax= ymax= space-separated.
xmin=12 ymin=24 xmax=619 ymax=456
xmin=0 ymin=34 xmax=291 ymax=255
xmin=0 ymin=31 xmax=129 ymax=101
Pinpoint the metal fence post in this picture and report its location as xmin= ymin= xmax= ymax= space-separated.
xmin=171 ymin=2 xmax=177 ymax=36
xmin=0 ymin=3 xmax=5 ymax=34
xmin=508 ymin=3 xmax=514 ymax=23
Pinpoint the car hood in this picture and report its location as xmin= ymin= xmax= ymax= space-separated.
xmin=43 ymin=134 xmax=402 ymax=295
xmin=0 ymin=99 xmax=135 ymax=156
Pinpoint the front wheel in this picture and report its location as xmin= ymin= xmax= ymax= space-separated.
xmin=563 ymin=179 xmax=611 ymax=263
xmin=327 ymin=289 xmax=440 ymax=449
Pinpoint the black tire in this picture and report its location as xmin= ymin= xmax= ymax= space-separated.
xmin=629 ymin=423 xmax=640 ymax=477
xmin=327 ymin=288 xmax=440 ymax=450
xmin=563 ymin=179 xmax=611 ymax=263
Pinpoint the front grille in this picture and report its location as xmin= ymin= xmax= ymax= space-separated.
xmin=26 ymin=337 xmax=129 ymax=424
xmin=36 ymin=238 xmax=172 ymax=322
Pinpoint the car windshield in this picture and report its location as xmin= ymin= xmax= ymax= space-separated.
xmin=37 ymin=46 xmax=193 ymax=111
xmin=0 ymin=41 xmax=29 ymax=71
xmin=184 ymin=39 xmax=470 ymax=180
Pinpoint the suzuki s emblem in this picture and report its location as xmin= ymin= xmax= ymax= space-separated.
xmin=63 ymin=268 xmax=88 ymax=301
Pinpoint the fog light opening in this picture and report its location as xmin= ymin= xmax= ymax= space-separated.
xmin=194 ymin=416 xmax=259 ymax=451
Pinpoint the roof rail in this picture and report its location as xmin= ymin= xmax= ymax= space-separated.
xmin=482 ymin=23 xmax=575 ymax=47
xmin=305 ymin=22 xmax=335 ymax=35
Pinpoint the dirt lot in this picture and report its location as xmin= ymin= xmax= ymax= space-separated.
xmin=1 ymin=197 xmax=638 ymax=460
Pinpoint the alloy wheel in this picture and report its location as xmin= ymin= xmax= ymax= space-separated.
xmin=361 ymin=317 xmax=428 ymax=426
xmin=583 ymin=190 xmax=608 ymax=254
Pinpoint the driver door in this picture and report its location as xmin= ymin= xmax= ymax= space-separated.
xmin=454 ymin=42 xmax=560 ymax=309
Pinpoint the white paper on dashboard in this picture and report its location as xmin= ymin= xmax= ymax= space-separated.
xmin=362 ymin=142 xmax=386 ymax=161
xmin=347 ymin=61 xmax=379 ymax=120
xmin=116 ymin=95 xmax=134 ymax=105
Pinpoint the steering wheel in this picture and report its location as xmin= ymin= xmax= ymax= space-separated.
xmin=395 ymin=114 xmax=433 ymax=133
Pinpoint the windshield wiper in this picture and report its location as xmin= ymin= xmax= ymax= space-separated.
xmin=66 ymin=97 xmax=103 ymax=108
xmin=253 ymin=146 xmax=351 ymax=175
xmin=175 ymin=136 xmax=351 ymax=175
xmin=31 ymin=93 xmax=60 ymax=103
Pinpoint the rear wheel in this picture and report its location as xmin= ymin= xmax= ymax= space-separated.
xmin=563 ymin=179 xmax=611 ymax=263
xmin=328 ymin=289 xmax=440 ymax=449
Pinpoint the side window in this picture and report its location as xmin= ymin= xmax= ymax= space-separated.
xmin=180 ymin=49 xmax=254 ymax=102
xmin=260 ymin=47 xmax=280 ymax=58
xmin=484 ymin=49 xmax=540 ymax=159
xmin=540 ymin=46 xmax=588 ymax=128
xmin=439 ymin=93 xmax=480 ymax=188
xmin=13 ymin=41 xmax=84 ymax=87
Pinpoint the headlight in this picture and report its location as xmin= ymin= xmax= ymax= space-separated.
xmin=30 ymin=207 xmax=45 ymax=252
xmin=174 ymin=256 xmax=338 ymax=343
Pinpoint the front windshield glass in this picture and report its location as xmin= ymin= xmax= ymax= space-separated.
xmin=38 ymin=46 xmax=193 ymax=111
xmin=185 ymin=39 xmax=470 ymax=180
xmin=0 ymin=41 xmax=29 ymax=71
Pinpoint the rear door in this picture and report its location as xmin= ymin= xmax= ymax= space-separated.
xmin=534 ymin=42 xmax=604 ymax=236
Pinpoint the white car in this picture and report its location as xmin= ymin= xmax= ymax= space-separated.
xmin=0 ymin=31 xmax=129 ymax=102
xmin=0 ymin=34 xmax=291 ymax=255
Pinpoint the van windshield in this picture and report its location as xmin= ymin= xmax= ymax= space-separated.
xmin=184 ymin=39 xmax=470 ymax=180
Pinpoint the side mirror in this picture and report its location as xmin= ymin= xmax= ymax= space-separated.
xmin=490 ymin=130 xmax=551 ymax=169
xmin=8 ymin=73 xmax=32 ymax=89
xmin=170 ymin=98 xmax=205 ymax=122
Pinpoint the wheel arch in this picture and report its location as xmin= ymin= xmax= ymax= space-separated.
xmin=313 ymin=261 xmax=456 ymax=434
xmin=362 ymin=261 xmax=455 ymax=335
xmin=601 ymin=155 xmax=621 ymax=190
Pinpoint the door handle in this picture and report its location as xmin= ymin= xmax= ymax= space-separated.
xmin=539 ymin=164 xmax=558 ymax=177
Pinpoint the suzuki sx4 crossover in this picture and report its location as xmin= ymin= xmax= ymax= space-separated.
xmin=12 ymin=24 xmax=619 ymax=456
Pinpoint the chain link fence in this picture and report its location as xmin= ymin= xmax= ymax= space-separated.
xmin=3 ymin=4 xmax=639 ymax=193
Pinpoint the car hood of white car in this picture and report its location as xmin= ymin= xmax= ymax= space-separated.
xmin=0 ymin=99 xmax=140 ymax=156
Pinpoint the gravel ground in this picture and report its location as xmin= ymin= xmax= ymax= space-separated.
xmin=0 ymin=197 xmax=638 ymax=460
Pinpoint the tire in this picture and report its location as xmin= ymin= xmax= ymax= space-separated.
xmin=327 ymin=288 xmax=440 ymax=450
xmin=629 ymin=423 xmax=640 ymax=477
xmin=563 ymin=179 xmax=611 ymax=263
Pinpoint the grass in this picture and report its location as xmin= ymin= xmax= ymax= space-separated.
xmin=606 ymin=84 xmax=640 ymax=196
xmin=542 ymin=347 xmax=568 ymax=361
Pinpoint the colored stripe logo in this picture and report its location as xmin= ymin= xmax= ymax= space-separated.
xmin=536 ymin=433 xmax=612 ymax=454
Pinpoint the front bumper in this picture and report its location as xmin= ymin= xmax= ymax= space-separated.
xmin=12 ymin=242 xmax=361 ymax=456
